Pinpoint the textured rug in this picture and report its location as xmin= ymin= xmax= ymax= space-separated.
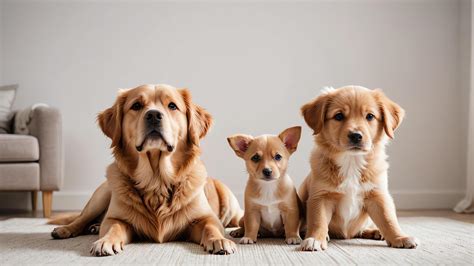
xmin=0 ymin=217 xmax=472 ymax=265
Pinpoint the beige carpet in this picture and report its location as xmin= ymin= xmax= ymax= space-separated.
xmin=0 ymin=217 xmax=472 ymax=265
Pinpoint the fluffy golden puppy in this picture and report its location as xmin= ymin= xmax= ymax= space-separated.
xmin=299 ymin=85 xmax=418 ymax=251
xmin=49 ymin=84 xmax=243 ymax=256
xmin=227 ymin=127 xmax=303 ymax=245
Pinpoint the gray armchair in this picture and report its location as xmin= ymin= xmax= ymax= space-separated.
xmin=0 ymin=106 xmax=63 ymax=217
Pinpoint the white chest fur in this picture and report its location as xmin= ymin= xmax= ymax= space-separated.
xmin=252 ymin=179 xmax=284 ymax=232
xmin=335 ymin=153 xmax=369 ymax=233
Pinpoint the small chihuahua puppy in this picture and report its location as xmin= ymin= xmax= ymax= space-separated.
xmin=227 ymin=126 xmax=303 ymax=245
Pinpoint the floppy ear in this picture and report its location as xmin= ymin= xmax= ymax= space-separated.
xmin=227 ymin=134 xmax=254 ymax=158
xmin=97 ymin=91 xmax=127 ymax=148
xmin=301 ymin=93 xmax=331 ymax=135
xmin=179 ymin=89 xmax=213 ymax=147
xmin=278 ymin=126 xmax=302 ymax=154
xmin=374 ymin=89 xmax=405 ymax=139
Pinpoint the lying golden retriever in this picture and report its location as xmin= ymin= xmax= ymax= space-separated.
xmin=49 ymin=84 xmax=243 ymax=256
xmin=299 ymin=86 xmax=418 ymax=251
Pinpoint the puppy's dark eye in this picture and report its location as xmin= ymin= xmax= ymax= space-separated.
xmin=168 ymin=102 xmax=178 ymax=110
xmin=274 ymin=154 xmax=282 ymax=161
xmin=131 ymin=102 xmax=143 ymax=111
xmin=251 ymin=154 xmax=260 ymax=163
xmin=366 ymin=113 xmax=375 ymax=121
xmin=334 ymin=113 xmax=344 ymax=121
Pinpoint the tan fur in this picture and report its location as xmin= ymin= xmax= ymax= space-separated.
xmin=48 ymin=213 xmax=80 ymax=225
xmin=50 ymin=84 xmax=243 ymax=256
xmin=227 ymin=126 xmax=303 ymax=245
xmin=299 ymin=86 xmax=418 ymax=251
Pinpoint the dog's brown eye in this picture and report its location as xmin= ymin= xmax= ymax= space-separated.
xmin=251 ymin=154 xmax=260 ymax=163
xmin=334 ymin=113 xmax=344 ymax=121
xmin=131 ymin=102 xmax=143 ymax=111
xmin=366 ymin=113 xmax=375 ymax=121
xmin=168 ymin=102 xmax=178 ymax=110
xmin=274 ymin=154 xmax=282 ymax=161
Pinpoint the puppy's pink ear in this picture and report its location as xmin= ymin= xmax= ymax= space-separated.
xmin=301 ymin=94 xmax=331 ymax=135
xmin=278 ymin=126 xmax=302 ymax=154
xmin=227 ymin=134 xmax=254 ymax=158
xmin=374 ymin=89 xmax=405 ymax=139
xmin=97 ymin=91 xmax=127 ymax=148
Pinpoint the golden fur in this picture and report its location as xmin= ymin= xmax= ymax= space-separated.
xmin=227 ymin=127 xmax=303 ymax=245
xmin=49 ymin=84 xmax=243 ymax=256
xmin=298 ymin=85 xmax=418 ymax=251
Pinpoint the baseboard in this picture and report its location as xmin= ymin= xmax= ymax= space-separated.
xmin=390 ymin=190 xmax=465 ymax=210
xmin=0 ymin=191 xmax=92 ymax=211
xmin=0 ymin=189 xmax=465 ymax=211
xmin=234 ymin=190 xmax=464 ymax=210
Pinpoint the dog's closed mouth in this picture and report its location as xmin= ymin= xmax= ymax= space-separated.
xmin=136 ymin=130 xmax=174 ymax=152
xmin=347 ymin=145 xmax=366 ymax=151
xmin=148 ymin=130 xmax=161 ymax=138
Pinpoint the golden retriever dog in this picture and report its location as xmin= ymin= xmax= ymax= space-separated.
xmin=227 ymin=126 xmax=303 ymax=245
xmin=298 ymin=85 xmax=418 ymax=251
xmin=49 ymin=84 xmax=243 ymax=256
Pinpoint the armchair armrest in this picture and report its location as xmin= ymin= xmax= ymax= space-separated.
xmin=28 ymin=106 xmax=63 ymax=191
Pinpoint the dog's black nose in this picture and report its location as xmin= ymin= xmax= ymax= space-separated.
xmin=348 ymin=132 xmax=363 ymax=144
xmin=262 ymin=168 xmax=272 ymax=177
xmin=145 ymin=110 xmax=162 ymax=123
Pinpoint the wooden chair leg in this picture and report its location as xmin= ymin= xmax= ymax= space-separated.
xmin=42 ymin=191 xmax=53 ymax=218
xmin=31 ymin=191 xmax=38 ymax=211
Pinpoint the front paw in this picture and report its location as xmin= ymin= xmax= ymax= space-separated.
xmin=51 ymin=226 xmax=75 ymax=239
xmin=90 ymin=237 xmax=124 ymax=256
xmin=230 ymin=227 xmax=244 ymax=238
xmin=203 ymin=238 xmax=236 ymax=255
xmin=88 ymin=223 xmax=100 ymax=235
xmin=387 ymin=236 xmax=419 ymax=249
xmin=239 ymin=237 xmax=256 ymax=244
xmin=300 ymin=237 xmax=327 ymax=251
xmin=285 ymin=236 xmax=302 ymax=245
xmin=357 ymin=229 xmax=384 ymax=240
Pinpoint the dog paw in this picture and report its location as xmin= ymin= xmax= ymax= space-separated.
xmin=90 ymin=238 xmax=123 ymax=256
xmin=300 ymin=237 xmax=327 ymax=251
xmin=51 ymin=226 xmax=75 ymax=239
xmin=203 ymin=238 xmax=236 ymax=255
xmin=239 ymin=237 xmax=256 ymax=244
xmin=229 ymin=227 xmax=244 ymax=238
xmin=88 ymin=223 xmax=100 ymax=235
xmin=358 ymin=229 xmax=384 ymax=240
xmin=285 ymin=236 xmax=302 ymax=245
xmin=386 ymin=236 xmax=419 ymax=249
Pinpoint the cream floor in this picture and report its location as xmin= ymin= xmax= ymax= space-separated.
xmin=0 ymin=210 xmax=472 ymax=265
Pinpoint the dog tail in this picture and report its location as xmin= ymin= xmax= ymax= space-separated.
xmin=47 ymin=212 xmax=80 ymax=225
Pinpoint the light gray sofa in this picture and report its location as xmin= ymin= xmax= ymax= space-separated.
xmin=0 ymin=106 xmax=63 ymax=217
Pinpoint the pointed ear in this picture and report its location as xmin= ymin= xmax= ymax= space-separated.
xmin=227 ymin=134 xmax=254 ymax=158
xmin=278 ymin=126 xmax=302 ymax=154
xmin=301 ymin=93 xmax=331 ymax=135
xmin=97 ymin=91 xmax=127 ymax=148
xmin=179 ymin=89 xmax=213 ymax=147
xmin=373 ymin=89 xmax=405 ymax=139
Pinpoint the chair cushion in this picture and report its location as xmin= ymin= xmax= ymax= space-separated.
xmin=0 ymin=134 xmax=39 ymax=162
xmin=0 ymin=163 xmax=39 ymax=190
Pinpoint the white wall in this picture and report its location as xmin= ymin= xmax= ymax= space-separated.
xmin=0 ymin=0 xmax=470 ymax=210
